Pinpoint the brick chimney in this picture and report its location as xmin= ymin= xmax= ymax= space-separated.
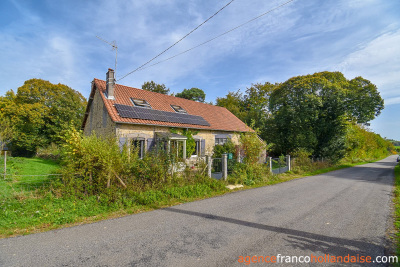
xmin=106 ymin=68 xmax=115 ymax=100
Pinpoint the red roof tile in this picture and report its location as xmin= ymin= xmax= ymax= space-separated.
xmin=83 ymin=79 xmax=252 ymax=132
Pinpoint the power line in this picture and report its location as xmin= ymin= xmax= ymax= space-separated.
xmin=122 ymin=0 xmax=295 ymax=75
xmin=118 ymin=0 xmax=235 ymax=81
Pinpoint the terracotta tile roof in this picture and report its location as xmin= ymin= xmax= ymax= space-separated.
xmin=83 ymin=79 xmax=252 ymax=132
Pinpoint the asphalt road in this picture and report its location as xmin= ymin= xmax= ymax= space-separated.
xmin=0 ymin=156 xmax=397 ymax=267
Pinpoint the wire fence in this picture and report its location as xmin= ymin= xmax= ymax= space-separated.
xmin=2 ymin=174 xmax=62 ymax=192
xmin=270 ymin=157 xmax=289 ymax=174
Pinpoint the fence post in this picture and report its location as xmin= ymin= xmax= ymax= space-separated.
xmin=3 ymin=151 xmax=6 ymax=179
xmin=206 ymin=155 xmax=212 ymax=178
xmin=222 ymin=153 xmax=228 ymax=180
xmin=269 ymin=156 xmax=273 ymax=173
xmin=286 ymin=155 xmax=291 ymax=171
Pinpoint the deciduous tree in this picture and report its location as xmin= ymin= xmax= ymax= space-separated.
xmin=268 ymin=71 xmax=383 ymax=161
xmin=0 ymin=79 xmax=87 ymax=156
xmin=141 ymin=81 xmax=170 ymax=95
xmin=175 ymin=88 xmax=206 ymax=102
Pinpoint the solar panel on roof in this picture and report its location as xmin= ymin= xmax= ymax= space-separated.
xmin=114 ymin=104 xmax=210 ymax=126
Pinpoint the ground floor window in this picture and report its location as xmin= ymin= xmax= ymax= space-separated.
xmin=131 ymin=139 xmax=145 ymax=159
xmin=215 ymin=137 xmax=229 ymax=145
xmin=192 ymin=140 xmax=200 ymax=156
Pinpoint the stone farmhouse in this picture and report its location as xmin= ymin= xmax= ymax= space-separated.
xmin=82 ymin=69 xmax=253 ymax=160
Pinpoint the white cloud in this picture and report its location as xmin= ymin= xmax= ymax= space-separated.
xmin=335 ymin=29 xmax=400 ymax=105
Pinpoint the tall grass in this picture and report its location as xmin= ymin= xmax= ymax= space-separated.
xmin=393 ymin=162 xmax=400 ymax=265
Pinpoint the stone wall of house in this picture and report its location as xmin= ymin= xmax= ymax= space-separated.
xmin=83 ymin=89 xmax=116 ymax=136
xmin=117 ymin=124 xmax=240 ymax=156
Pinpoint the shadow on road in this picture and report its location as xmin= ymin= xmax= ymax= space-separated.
xmin=164 ymin=207 xmax=386 ymax=265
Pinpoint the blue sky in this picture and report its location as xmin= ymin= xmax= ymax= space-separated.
xmin=1 ymin=0 xmax=399 ymax=140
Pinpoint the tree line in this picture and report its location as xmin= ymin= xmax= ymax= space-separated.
xmin=215 ymin=71 xmax=392 ymax=162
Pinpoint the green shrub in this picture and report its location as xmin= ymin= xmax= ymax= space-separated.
xmin=344 ymin=123 xmax=395 ymax=162
xmin=57 ymin=128 xmax=220 ymax=202
xmin=36 ymin=143 xmax=61 ymax=160
xmin=213 ymin=139 xmax=236 ymax=158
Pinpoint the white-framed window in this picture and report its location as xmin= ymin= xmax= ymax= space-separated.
xmin=131 ymin=98 xmax=152 ymax=109
xmin=192 ymin=140 xmax=200 ymax=156
xmin=215 ymin=138 xmax=229 ymax=145
xmin=171 ymin=104 xmax=187 ymax=114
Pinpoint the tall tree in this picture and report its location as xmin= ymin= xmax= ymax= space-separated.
xmin=242 ymin=83 xmax=277 ymax=139
xmin=141 ymin=81 xmax=170 ymax=95
xmin=346 ymin=77 xmax=384 ymax=123
xmin=216 ymin=90 xmax=245 ymax=121
xmin=0 ymin=79 xmax=87 ymax=156
xmin=268 ymin=71 xmax=383 ymax=161
xmin=175 ymin=88 xmax=206 ymax=102
xmin=0 ymin=114 xmax=13 ymax=151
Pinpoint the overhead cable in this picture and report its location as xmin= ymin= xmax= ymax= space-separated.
xmin=133 ymin=0 xmax=295 ymax=73
xmin=118 ymin=0 xmax=235 ymax=81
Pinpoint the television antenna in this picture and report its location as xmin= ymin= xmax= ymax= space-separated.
xmin=96 ymin=36 xmax=118 ymax=78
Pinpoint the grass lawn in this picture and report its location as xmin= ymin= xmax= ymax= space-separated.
xmin=0 ymin=155 xmax=394 ymax=239
xmin=393 ymin=161 xmax=400 ymax=265
xmin=0 ymin=156 xmax=230 ymax=238
xmin=0 ymin=157 xmax=60 ymax=198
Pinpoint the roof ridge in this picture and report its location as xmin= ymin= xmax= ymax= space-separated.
xmin=94 ymin=78 xmax=230 ymax=109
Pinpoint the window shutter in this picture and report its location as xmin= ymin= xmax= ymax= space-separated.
xmin=118 ymin=137 xmax=127 ymax=152
xmin=201 ymin=139 xmax=206 ymax=157
xmin=147 ymin=138 xmax=154 ymax=151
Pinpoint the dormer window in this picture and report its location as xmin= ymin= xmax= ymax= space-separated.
xmin=171 ymin=104 xmax=187 ymax=114
xmin=131 ymin=98 xmax=152 ymax=109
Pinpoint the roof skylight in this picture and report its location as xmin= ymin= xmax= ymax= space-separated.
xmin=171 ymin=105 xmax=187 ymax=114
xmin=131 ymin=98 xmax=152 ymax=109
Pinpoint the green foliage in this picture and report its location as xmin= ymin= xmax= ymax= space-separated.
xmin=213 ymin=139 xmax=236 ymax=158
xmin=291 ymin=148 xmax=313 ymax=172
xmin=0 ymin=79 xmax=86 ymax=156
xmin=170 ymin=128 xmax=198 ymax=156
xmin=239 ymin=131 xmax=267 ymax=164
xmin=216 ymin=83 xmax=277 ymax=141
xmin=394 ymin=162 xmax=400 ymax=261
xmin=175 ymin=88 xmax=206 ymax=102
xmin=36 ymin=143 xmax=61 ymax=160
xmin=60 ymin=128 xmax=128 ymax=197
xmin=0 ymin=114 xmax=13 ymax=150
xmin=268 ymin=72 xmax=346 ymax=158
xmin=216 ymin=90 xmax=246 ymax=121
xmin=59 ymin=128 xmax=218 ymax=199
xmin=228 ymin=130 xmax=268 ymax=184
xmin=347 ymin=77 xmax=384 ymax=123
xmin=217 ymin=71 xmax=385 ymax=162
xmin=392 ymin=140 xmax=400 ymax=146
xmin=229 ymin=162 xmax=269 ymax=185
xmin=267 ymin=71 xmax=385 ymax=162
xmin=242 ymin=83 xmax=277 ymax=140
xmin=344 ymin=123 xmax=395 ymax=162
xmin=141 ymin=81 xmax=170 ymax=95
